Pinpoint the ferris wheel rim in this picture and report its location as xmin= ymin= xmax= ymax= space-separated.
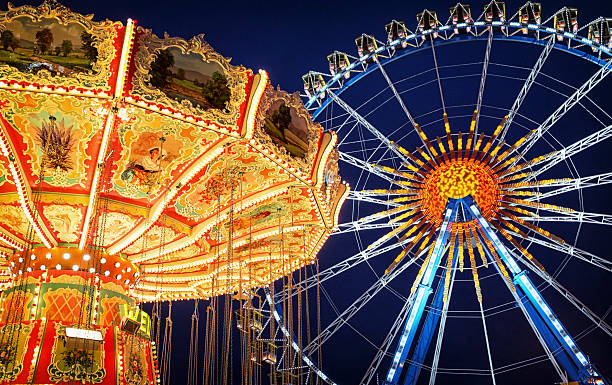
xmin=302 ymin=20 xmax=612 ymax=385
xmin=306 ymin=23 xmax=612 ymax=118
xmin=262 ymin=7 xmax=612 ymax=385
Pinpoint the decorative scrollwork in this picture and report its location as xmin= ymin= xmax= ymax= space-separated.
xmin=253 ymin=84 xmax=324 ymax=176
xmin=122 ymin=334 xmax=149 ymax=385
xmin=0 ymin=0 xmax=121 ymax=90
xmin=47 ymin=323 xmax=106 ymax=383
xmin=0 ymin=323 xmax=33 ymax=382
xmin=129 ymin=27 xmax=250 ymax=130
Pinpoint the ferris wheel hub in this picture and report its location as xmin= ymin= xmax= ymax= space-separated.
xmin=424 ymin=158 xmax=496 ymax=222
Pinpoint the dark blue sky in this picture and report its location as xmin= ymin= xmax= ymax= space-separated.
xmin=9 ymin=1 xmax=612 ymax=384
xmin=12 ymin=0 xmax=608 ymax=93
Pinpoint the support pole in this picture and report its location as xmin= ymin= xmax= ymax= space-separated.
xmin=403 ymin=241 xmax=459 ymax=385
xmin=464 ymin=196 xmax=607 ymax=385
xmin=384 ymin=200 xmax=459 ymax=384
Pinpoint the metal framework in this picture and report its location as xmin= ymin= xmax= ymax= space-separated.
xmin=264 ymin=3 xmax=612 ymax=384
xmin=378 ymin=198 xmax=606 ymax=384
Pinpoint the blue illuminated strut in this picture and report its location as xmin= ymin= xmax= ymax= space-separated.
xmin=383 ymin=196 xmax=608 ymax=385
xmin=384 ymin=200 xmax=459 ymax=385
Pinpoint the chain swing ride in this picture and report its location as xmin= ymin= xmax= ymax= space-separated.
xmin=0 ymin=1 xmax=347 ymax=384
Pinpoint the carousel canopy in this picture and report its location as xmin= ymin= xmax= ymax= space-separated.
xmin=0 ymin=0 xmax=348 ymax=301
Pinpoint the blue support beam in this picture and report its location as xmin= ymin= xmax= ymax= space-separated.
xmin=517 ymin=285 xmax=581 ymax=381
xmin=464 ymin=196 xmax=607 ymax=385
xmin=384 ymin=200 xmax=459 ymax=385
xmin=478 ymin=238 xmax=580 ymax=381
xmin=402 ymin=241 xmax=458 ymax=385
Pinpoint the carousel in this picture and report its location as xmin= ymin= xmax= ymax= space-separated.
xmin=0 ymin=1 xmax=347 ymax=384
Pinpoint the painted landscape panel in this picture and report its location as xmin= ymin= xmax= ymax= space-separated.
xmin=148 ymin=47 xmax=230 ymax=111
xmin=0 ymin=16 xmax=98 ymax=76
xmin=264 ymin=100 xmax=309 ymax=158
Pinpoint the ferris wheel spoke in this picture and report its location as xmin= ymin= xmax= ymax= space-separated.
xmin=527 ymin=123 xmax=612 ymax=180
xmin=474 ymin=29 xmax=493 ymax=138
xmin=513 ymin=61 xmax=612 ymax=161
xmin=498 ymin=36 xmax=555 ymax=143
xmin=305 ymin=245 xmax=429 ymax=355
xmin=374 ymin=57 xmax=427 ymax=151
xmin=328 ymin=92 xmax=411 ymax=165
xmin=339 ymin=151 xmax=397 ymax=185
xmin=527 ymin=171 xmax=612 ymax=201
xmin=507 ymin=247 xmax=612 ymax=338
xmin=479 ymin=299 xmax=497 ymax=385
xmin=428 ymin=248 xmax=459 ymax=385
xmin=360 ymin=290 xmax=416 ymax=385
xmin=518 ymin=232 xmax=612 ymax=272
xmin=520 ymin=210 xmax=612 ymax=226
xmin=347 ymin=192 xmax=400 ymax=207
xmin=333 ymin=222 xmax=399 ymax=236
xmin=264 ymin=288 xmax=336 ymax=385
xmin=429 ymin=35 xmax=447 ymax=115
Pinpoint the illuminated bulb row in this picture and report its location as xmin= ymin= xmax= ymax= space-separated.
xmin=0 ymin=126 xmax=53 ymax=248
xmin=244 ymin=69 xmax=270 ymax=139
xmin=92 ymin=278 xmax=101 ymax=324
xmin=333 ymin=183 xmax=350 ymax=229
xmin=76 ymin=17 xmax=136 ymax=248
xmin=305 ymin=227 xmax=325 ymax=252
xmin=315 ymin=132 xmax=339 ymax=187
xmin=143 ymin=231 xmax=304 ymax=276
xmin=30 ymin=345 xmax=40 ymax=377
xmin=30 ymin=279 xmax=41 ymax=320
xmin=0 ymin=232 xmax=24 ymax=251
xmin=138 ymin=256 xmax=317 ymax=299
xmin=151 ymin=343 xmax=161 ymax=384
xmin=142 ymin=249 xmax=297 ymax=278
xmin=248 ymin=137 xmax=310 ymax=181
xmin=0 ymin=79 xmax=112 ymax=97
xmin=125 ymin=96 xmax=239 ymax=135
xmin=110 ymin=144 xmax=226 ymax=255
xmin=314 ymin=189 xmax=331 ymax=222
xmin=118 ymin=350 xmax=124 ymax=384
xmin=132 ymin=187 xmax=290 ymax=264
xmin=9 ymin=250 xmax=139 ymax=287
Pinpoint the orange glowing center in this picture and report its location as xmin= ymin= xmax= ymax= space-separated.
xmin=437 ymin=163 xmax=480 ymax=199
xmin=422 ymin=160 xmax=497 ymax=222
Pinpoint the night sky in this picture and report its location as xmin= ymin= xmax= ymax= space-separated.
xmin=8 ymin=0 xmax=612 ymax=384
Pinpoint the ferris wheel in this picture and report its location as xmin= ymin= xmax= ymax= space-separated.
xmin=264 ymin=2 xmax=612 ymax=385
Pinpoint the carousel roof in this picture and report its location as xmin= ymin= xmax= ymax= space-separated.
xmin=0 ymin=1 xmax=347 ymax=300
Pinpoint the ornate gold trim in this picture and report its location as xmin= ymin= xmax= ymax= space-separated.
xmin=47 ymin=323 xmax=106 ymax=383
xmin=129 ymin=27 xmax=250 ymax=131
xmin=253 ymin=85 xmax=323 ymax=176
xmin=0 ymin=0 xmax=122 ymax=91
